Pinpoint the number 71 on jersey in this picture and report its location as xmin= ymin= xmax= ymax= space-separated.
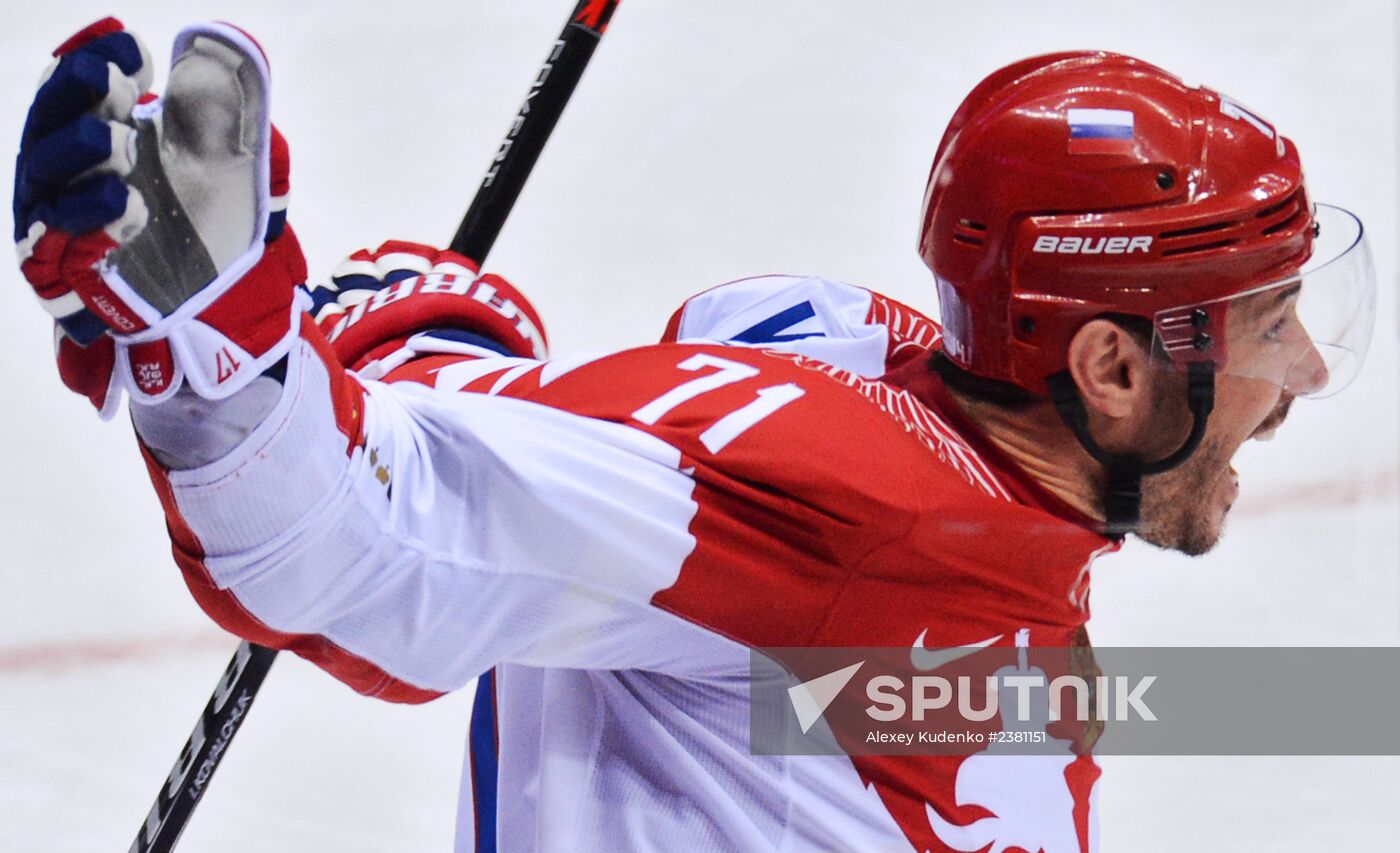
xmin=632 ymin=353 xmax=806 ymax=454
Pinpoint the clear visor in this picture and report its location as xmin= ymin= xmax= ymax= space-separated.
xmin=1151 ymin=203 xmax=1377 ymax=399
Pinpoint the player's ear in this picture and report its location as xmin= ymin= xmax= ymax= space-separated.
xmin=1065 ymin=317 xmax=1153 ymax=420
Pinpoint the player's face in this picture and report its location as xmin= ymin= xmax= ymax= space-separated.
xmin=1135 ymin=291 xmax=1324 ymax=556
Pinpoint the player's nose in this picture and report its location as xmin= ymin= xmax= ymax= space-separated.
xmin=1284 ymin=340 xmax=1329 ymax=397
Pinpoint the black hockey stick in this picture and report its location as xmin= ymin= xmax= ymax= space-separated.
xmin=129 ymin=3 xmax=621 ymax=851
xmin=129 ymin=641 xmax=275 ymax=853
xmin=450 ymin=0 xmax=620 ymax=261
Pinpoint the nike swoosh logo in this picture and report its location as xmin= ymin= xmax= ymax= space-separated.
xmin=910 ymin=630 xmax=1004 ymax=672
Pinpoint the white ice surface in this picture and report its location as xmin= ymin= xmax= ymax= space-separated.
xmin=1 ymin=1 xmax=1397 ymax=851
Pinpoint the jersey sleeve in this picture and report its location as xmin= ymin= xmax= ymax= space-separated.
xmin=661 ymin=274 xmax=943 ymax=376
xmin=141 ymin=327 xmax=747 ymax=703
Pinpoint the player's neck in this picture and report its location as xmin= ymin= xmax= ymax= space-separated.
xmin=946 ymin=389 xmax=1106 ymax=522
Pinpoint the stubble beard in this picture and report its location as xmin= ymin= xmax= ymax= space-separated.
xmin=1133 ymin=391 xmax=1294 ymax=555
xmin=1135 ymin=435 xmax=1233 ymax=557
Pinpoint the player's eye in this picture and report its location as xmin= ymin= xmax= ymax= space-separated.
xmin=1263 ymin=315 xmax=1289 ymax=342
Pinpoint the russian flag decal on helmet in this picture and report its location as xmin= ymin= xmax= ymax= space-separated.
xmin=1066 ymin=108 xmax=1135 ymax=154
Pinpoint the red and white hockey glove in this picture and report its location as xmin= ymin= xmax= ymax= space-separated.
xmin=15 ymin=18 xmax=306 ymax=417
xmin=308 ymin=240 xmax=549 ymax=376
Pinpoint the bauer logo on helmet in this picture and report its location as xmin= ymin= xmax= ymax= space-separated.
xmin=1031 ymin=235 xmax=1153 ymax=255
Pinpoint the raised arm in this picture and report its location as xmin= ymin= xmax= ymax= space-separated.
xmin=14 ymin=19 xmax=741 ymax=702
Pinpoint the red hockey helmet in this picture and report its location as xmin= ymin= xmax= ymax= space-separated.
xmin=920 ymin=51 xmax=1374 ymax=398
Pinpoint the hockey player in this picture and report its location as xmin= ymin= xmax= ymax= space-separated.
xmin=14 ymin=18 xmax=1377 ymax=853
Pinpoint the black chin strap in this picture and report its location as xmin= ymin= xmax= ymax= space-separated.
xmin=1046 ymin=361 xmax=1216 ymax=538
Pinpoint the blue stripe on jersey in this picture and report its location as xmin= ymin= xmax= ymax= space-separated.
xmin=731 ymin=300 xmax=824 ymax=343
xmin=469 ymin=670 xmax=499 ymax=853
